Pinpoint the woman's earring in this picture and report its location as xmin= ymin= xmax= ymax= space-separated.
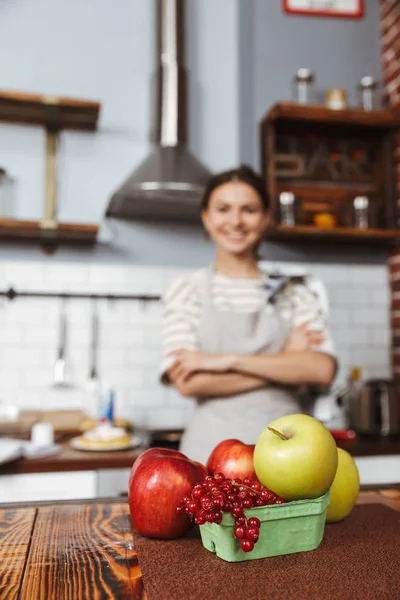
xmin=203 ymin=230 xmax=210 ymax=241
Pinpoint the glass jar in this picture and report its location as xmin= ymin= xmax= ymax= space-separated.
xmin=353 ymin=196 xmax=369 ymax=229
xmin=357 ymin=76 xmax=379 ymax=111
xmin=278 ymin=191 xmax=296 ymax=226
xmin=292 ymin=69 xmax=315 ymax=104
xmin=325 ymin=88 xmax=347 ymax=110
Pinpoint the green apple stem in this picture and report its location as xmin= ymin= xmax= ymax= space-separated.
xmin=267 ymin=427 xmax=289 ymax=441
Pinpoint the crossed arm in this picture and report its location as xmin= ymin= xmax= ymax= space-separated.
xmin=168 ymin=323 xmax=337 ymax=398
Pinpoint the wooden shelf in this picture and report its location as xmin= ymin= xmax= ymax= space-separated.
xmin=0 ymin=90 xmax=100 ymax=131
xmin=267 ymin=224 xmax=400 ymax=244
xmin=0 ymin=219 xmax=98 ymax=244
xmin=263 ymin=102 xmax=400 ymax=130
xmin=0 ymin=90 xmax=101 ymax=250
xmin=260 ymin=101 xmax=400 ymax=246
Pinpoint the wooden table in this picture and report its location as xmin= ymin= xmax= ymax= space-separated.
xmin=0 ymin=490 xmax=399 ymax=600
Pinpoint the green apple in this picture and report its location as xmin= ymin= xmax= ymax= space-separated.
xmin=253 ymin=414 xmax=338 ymax=501
xmin=326 ymin=448 xmax=360 ymax=523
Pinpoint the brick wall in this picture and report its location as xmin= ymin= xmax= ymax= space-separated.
xmin=381 ymin=1 xmax=400 ymax=108
xmin=381 ymin=0 xmax=400 ymax=377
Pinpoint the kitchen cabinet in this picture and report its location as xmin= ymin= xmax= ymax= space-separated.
xmin=0 ymin=440 xmax=139 ymax=503
xmin=0 ymin=472 xmax=97 ymax=504
xmin=354 ymin=455 xmax=400 ymax=486
xmin=0 ymin=90 xmax=100 ymax=248
xmin=260 ymin=102 xmax=400 ymax=244
xmin=0 ymin=471 xmax=131 ymax=504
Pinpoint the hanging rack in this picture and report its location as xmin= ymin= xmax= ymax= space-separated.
xmin=0 ymin=287 xmax=161 ymax=302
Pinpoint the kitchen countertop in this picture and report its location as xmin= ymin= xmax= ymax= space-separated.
xmin=335 ymin=435 xmax=400 ymax=457
xmin=0 ymin=440 xmax=143 ymax=475
xmin=0 ymin=434 xmax=399 ymax=477
xmin=0 ymin=489 xmax=399 ymax=600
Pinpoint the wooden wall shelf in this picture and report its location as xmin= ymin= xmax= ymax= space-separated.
xmin=0 ymin=219 xmax=98 ymax=244
xmin=0 ymin=90 xmax=101 ymax=248
xmin=264 ymin=102 xmax=400 ymax=130
xmin=267 ymin=224 xmax=400 ymax=245
xmin=0 ymin=90 xmax=100 ymax=131
xmin=260 ymin=103 xmax=400 ymax=245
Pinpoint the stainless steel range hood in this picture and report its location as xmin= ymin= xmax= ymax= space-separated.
xmin=106 ymin=0 xmax=212 ymax=223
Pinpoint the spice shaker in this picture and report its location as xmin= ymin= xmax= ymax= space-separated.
xmin=292 ymin=69 xmax=315 ymax=104
xmin=278 ymin=192 xmax=296 ymax=226
xmin=353 ymin=196 xmax=369 ymax=229
xmin=357 ymin=76 xmax=379 ymax=111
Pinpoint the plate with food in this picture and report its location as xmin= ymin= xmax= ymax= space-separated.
xmin=70 ymin=422 xmax=141 ymax=452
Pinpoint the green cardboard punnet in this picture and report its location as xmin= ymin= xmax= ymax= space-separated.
xmin=199 ymin=492 xmax=330 ymax=562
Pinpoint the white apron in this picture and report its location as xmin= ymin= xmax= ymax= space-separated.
xmin=179 ymin=269 xmax=301 ymax=464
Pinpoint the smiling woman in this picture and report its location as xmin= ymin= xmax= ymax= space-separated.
xmin=200 ymin=167 xmax=270 ymax=258
xmin=160 ymin=165 xmax=337 ymax=465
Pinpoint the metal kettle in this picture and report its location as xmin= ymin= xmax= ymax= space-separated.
xmin=348 ymin=378 xmax=400 ymax=437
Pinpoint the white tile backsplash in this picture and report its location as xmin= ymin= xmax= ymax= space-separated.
xmin=371 ymin=288 xmax=391 ymax=306
xmin=333 ymin=326 xmax=370 ymax=346
xmin=23 ymin=325 xmax=58 ymax=347
xmin=350 ymin=265 xmax=389 ymax=287
xmin=330 ymin=307 xmax=352 ymax=326
xmin=0 ymin=260 xmax=391 ymax=430
xmin=351 ymin=306 xmax=389 ymax=326
xmin=369 ymin=327 xmax=391 ymax=347
xmin=329 ymin=286 xmax=370 ymax=306
xmin=0 ymin=325 xmax=23 ymax=344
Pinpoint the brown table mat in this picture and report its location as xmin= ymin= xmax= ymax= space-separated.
xmin=133 ymin=504 xmax=400 ymax=600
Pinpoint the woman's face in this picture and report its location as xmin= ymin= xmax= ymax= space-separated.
xmin=201 ymin=181 xmax=269 ymax=257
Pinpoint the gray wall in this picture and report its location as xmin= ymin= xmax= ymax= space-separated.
xmin=0 ymin=0 xmax=386 ymax=266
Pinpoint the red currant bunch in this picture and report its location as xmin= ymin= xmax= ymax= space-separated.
xmin=177 ymin=473 xmax=285 ymax=553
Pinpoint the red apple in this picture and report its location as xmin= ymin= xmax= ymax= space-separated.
xmin=129 ymin=447 xmax=185 ymax=486
xmin=128 ymin=447 xmax=207 ymax=539
xmin=206 ymin=439 xmax=258 ymax=481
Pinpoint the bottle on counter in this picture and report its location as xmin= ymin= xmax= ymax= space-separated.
xmin=98 ymin=388 xmax=115 ymax=425
xmin=338 ymin=366 xmax=362 ymax=427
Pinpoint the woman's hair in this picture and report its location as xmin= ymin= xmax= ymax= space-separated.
xmin=200 ymin=164 xmax=269 ymax=212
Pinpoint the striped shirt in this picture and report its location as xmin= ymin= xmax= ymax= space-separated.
xmin=160 ymin=267 xmax=335 ymax=382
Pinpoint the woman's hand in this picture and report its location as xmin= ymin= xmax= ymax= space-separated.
xmin=169 ymin=349 xmax=236 ymax=382
xmin=283 ymin=321 xmax=324 ymax=353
